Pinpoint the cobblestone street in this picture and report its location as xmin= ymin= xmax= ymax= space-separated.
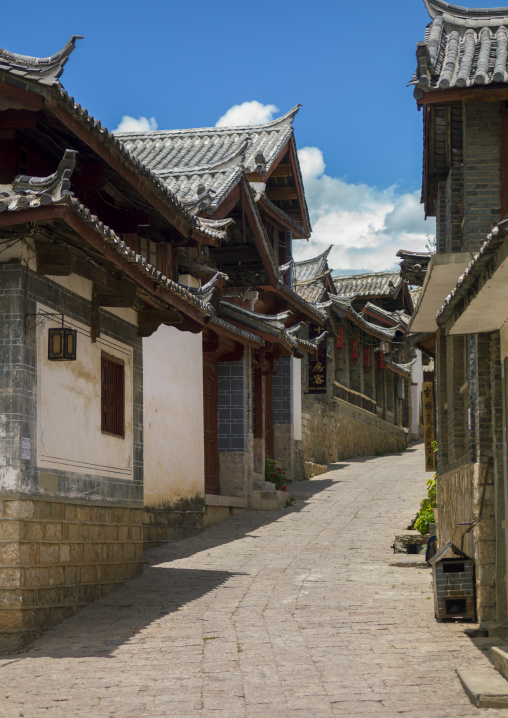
xmin=2 ymin=442 xmax=507 ymax=717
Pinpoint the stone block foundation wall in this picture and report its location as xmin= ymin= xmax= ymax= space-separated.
xmin=0 ymin=496 xmax=144 ymax=653
xmin=143 ymin=509 xmax=204 ymax=550
xmin=437 ymin=462 xmax=496 ymax=624
xmin=302 ymin=396 xmax=407 ymax=465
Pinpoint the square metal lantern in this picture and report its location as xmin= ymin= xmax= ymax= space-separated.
xmin=429 ymin=541 xmax=476 ymax=622
xmin=48 ymin=326 xmax=77 ymax=361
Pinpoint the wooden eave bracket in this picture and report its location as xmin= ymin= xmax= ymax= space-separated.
xmin=0 ymin=205 xmax=208 ymax=331
xmin=137 ymin=308 xmax=183 ymax=338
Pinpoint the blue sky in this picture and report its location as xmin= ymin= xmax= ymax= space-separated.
xmin=1 ymin=1 xmax=494 ymax=272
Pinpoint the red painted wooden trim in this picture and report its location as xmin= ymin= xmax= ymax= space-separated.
xmin=0 ymin=81 xmax=43 ymax=111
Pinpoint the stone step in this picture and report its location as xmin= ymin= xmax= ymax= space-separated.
xmin=490 ymin=647 xmax=508 ymax=680
xmin=253 ymin=481 xmax=276 ymax=491
xmin=457 ymin=668 xmax=508 ymax=708
xmin=393 ymin=530 xmax=429 ymax=553
xmin=304 ymin=460 xmax=327 ymax=479
xmin=250 ymin=490 xmax=286 ymax=511
xmin=389 ymin=554 xmax=430 ymax=568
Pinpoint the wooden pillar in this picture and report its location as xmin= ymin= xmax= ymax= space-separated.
xmin=265 ymin=373 xmax=274 ymax=460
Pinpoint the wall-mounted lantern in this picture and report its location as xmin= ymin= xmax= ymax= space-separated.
xmin=48 ymin=320 xmax=77 ymax=361
xmin=363 ymin=347 xmax=370 ymax=367
xmin=336 ymin=327 xmax=343 ymax=349
xmin=351 ymin=339 xmax=358 ymax=362
xmin=376 ymin=350 xmax=384 ymax=370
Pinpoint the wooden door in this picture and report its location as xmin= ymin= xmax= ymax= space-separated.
xmin=265 ymin=373 xmax=274 ymax=460
xmin=203 ymin=359 xmax=220 ymax=495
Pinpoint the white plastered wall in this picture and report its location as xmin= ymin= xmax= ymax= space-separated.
xmin=143 ymin=324 xmax=205 ymax=506
xmin=410 ymin=350 xmax=424 ymax=439
xmin=37 ymin=303 xmax=134 ymax=479
xmin=293 ymin=357 xmax=302 ymax=441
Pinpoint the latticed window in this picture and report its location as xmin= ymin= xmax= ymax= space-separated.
xmin=101 ymin=353 xmax=125 ymax=437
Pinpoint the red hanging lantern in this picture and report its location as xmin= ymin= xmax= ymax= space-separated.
xmin=336 ymin=327 xmax=343 ymax=349
xmin=363 ymin=347 xmax=370 ymax=367
xmin=376 ymin=351 xmax=384 ymax=370
xmin=351 ymin=339 xmax=358 ymax=362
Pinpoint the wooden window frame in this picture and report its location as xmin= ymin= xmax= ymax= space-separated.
xmin=101 ymin=351 xmax=125 ymax=438
xmin=140 ymin=237 xmax=157 ymax=266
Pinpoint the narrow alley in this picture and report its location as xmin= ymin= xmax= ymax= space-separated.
xmin=0 ymin=443 xmax=504 ymax=717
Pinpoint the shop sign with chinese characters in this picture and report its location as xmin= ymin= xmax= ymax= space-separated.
xmin=422 ymin=382 xmax=436 ymax=472
xmin=308 ymin=329 xmax=327 ymax=394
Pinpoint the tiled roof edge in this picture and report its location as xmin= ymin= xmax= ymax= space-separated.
xmin=436 ymin=219 xmax=508 ymax=325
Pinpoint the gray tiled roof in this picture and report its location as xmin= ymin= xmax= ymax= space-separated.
xmin=0 ymin=40 xmax=229 ymax=242
xmin=0 ymin=152 xmax=215 ymax=316
xmin=294 ymin=281 xmax=328 ymax=305
xmin=293 ymin=246 xmax=333 ymax=304
xmin=362 ymin=302 xmax=410 ymax=329
xmin=218 ymin=300 xmax=319 ymax=356
xmin=0 ymin=36 xmax=82 ymax=86
xmin=115 ymin=107 xmax=309 ymax=223
xmin=412 ymin=1 xmax=508 ymax=95
xmin=294 ymin=246 xmax=333 ymax=283
xmin=328 ymin=296 xmax=399 ymax=340
xmin=333 ymin=272 xmax=401 ymax=300
xmin=397 ymin=249 xmax=432 ymax=287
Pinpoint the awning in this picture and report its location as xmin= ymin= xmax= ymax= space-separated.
xmin=408 ymin=252 xmax=473 ymax=333
xmin=436 ymin=219 xmax=508 ymax=335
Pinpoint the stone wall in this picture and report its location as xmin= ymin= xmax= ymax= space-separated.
xmin=143 ymin=508 xmax=204 ymax=550
xmin=0 ymin=496 xmax=143 ymax=652
xmin=302 ymin=395 xmax=407 ymax=465
xmin=463 ymin=101 xmax=501 ymax=253
xmin=437 ymin=461 xmax=496 ymax=624
xmin=445 ymin=164 xmax=464 ymax=253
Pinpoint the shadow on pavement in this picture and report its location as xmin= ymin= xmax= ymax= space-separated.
xmin=7 ymin=566 xmax=243 ymax=659
xmin=1 ymin=441 xmax=424 ymax=660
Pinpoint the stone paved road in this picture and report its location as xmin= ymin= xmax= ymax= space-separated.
xmin=2 ymin=442 xmax=508 ymax=717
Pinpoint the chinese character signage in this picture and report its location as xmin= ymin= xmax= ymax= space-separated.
xmin=422 ymin=382 xmax=436 ymax=472
xmin=376 ymin=350 xmax=384 ymax=370
xmin=336 ymin=327 xmax=343 ymax=349
xmin=363 ymin=347 xmax=370 ymax=367
xmin=351 ymin=339 xmax=358 ymax=362
xmin=308 ymin=329 xmax=327 ymax=394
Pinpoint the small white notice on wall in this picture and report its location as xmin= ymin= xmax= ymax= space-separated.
xmin=21 ymin=437 xmax=31 ymax=460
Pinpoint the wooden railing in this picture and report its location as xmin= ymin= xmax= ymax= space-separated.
xmin=333 ymin=381 xmax=377 ymax=415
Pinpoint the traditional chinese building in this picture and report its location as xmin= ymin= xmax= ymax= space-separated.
xmin=0 ymin=35 xmax=325 ymax=650
xmin=408 ymin=0 xmax=508 ymax=630
xmin=118 ymin=110 xmax=324 ymax=504
xmin=292 ymin=256 xmax=415 ymax=468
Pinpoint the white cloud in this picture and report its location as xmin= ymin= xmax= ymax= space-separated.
xmin=295 ymin=147 xmax=434 ymax=273
xmin=215 ymin=101 xmax=279 ymax=128
xmin=113 ymin=115 xmax=158 ymax=133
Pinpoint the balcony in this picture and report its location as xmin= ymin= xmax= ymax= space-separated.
xmin=333 ymin=381 xmax=377 ymax=415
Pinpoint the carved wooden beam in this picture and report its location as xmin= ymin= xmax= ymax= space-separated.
xmin=265 ymin=187 xmax=298 ymax=201
xmin=36 ymin=244 xmax=77 ymax=276
xmin=93 ymin=281 xmax=137 ymax=308
xmin=137 ymin=308 xmax=183 ymax=338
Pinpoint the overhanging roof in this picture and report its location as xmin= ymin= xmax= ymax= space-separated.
xmin=408 ymin=252 xmax=472 ymax=333
xmin=411 ymin=1 xmax=508 ymax=97
xmin=437 ymin=218 xmax=508 ymax=334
